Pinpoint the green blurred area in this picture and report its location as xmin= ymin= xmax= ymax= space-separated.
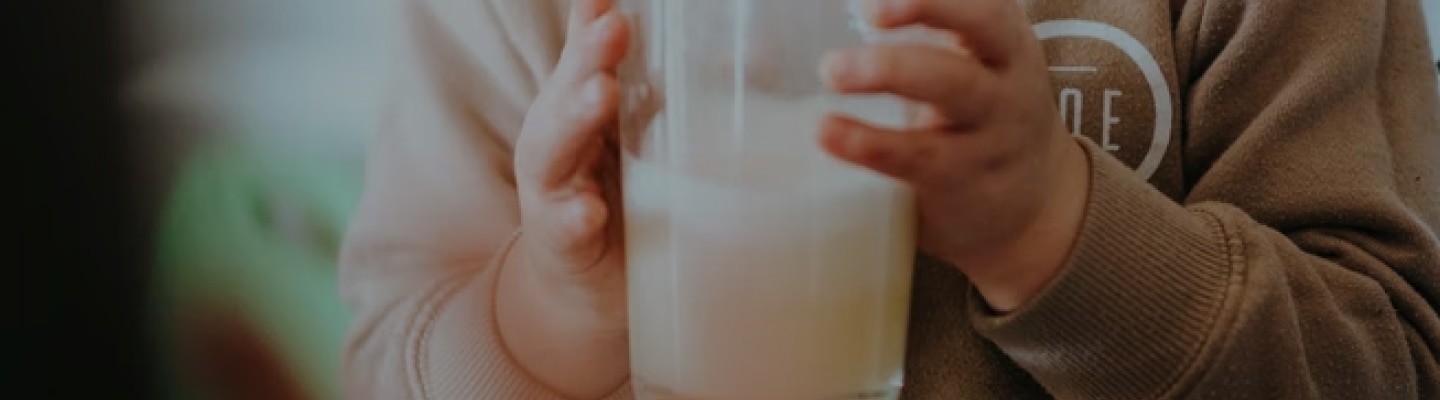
xmin=132 ymin=1 xmax=389 ymax=398
xmin=152 ymin=137 xmax=364 ymax=400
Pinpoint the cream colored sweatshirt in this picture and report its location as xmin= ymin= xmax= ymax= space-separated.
xmin=339 ymin=0 xmax=1440 ymax=398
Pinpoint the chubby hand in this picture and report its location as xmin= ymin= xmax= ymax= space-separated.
xmin=501 ymin=0 xmax=633 ymax=397
xmin=513 ymin=0 xmax=628 ymax=301
xmin=819 ymin=0 xmax=1091 ymax=312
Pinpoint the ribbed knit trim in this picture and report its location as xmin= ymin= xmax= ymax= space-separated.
xmin=971 ymin=138 xmax=1239 ymax=400
xmin=414 ymin=229 xmax=636 ymax=399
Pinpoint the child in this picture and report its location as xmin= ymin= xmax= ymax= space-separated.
xmin=340 ymin=0 xmax=1440 ymax=398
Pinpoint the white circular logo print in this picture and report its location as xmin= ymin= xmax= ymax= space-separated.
xmin=1034 ymin=20 xmax=1173 ymax=180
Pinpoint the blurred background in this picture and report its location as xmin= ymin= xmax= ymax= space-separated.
xmin=124 ymin=0 xmax=394 ymax=399
xmin=12 ymin=1 xmax=1440 ymax=399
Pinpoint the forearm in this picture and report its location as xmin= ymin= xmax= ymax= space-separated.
xmin=496 ymin=234 xmax=631 ymax=400
xmin=969 ymin=141 xmax=1438 ymax=399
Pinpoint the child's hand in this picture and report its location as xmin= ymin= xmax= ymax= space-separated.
xmin=512 ymin=0 xmax=628 ymax=321
xmin=501 ymin=0 xmax=632 ymax=397
xmin=820 ymin=0 xmax=1091 ymax=312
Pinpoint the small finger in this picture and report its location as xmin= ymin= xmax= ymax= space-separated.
xmin=822 ymin=44 xmax=993 ymax=124
xmin=818 ymin=114 xmax=939 ymax=182
xmin=530 ymin=74 xmax=622 ymax=189
xmin=566 ymin=0 xmax=615 ymax=40
xmin=861 ymin=0 xmax=1022 ymax=66
xmin=554 ymin=10 xmax=631 ymax=89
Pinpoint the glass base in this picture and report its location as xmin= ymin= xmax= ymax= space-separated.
xmin=634 ymin=379 xmax=901 ymax=400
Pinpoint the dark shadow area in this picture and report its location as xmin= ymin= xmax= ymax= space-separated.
xmin=10 ymin=1 xmax=153 ymax=398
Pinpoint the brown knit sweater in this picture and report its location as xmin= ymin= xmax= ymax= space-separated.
xmin=339 ymin=0 xmax=1440 ymax=398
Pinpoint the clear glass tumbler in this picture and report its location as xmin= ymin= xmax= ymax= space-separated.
xmin=618 ymin=1 xmax=918 ymax=399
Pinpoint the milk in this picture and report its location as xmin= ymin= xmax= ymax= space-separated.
xmin=623 ymin=94 xmax=917 ymax=400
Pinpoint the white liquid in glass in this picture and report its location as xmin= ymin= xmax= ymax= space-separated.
xmin=624 ymin=95 xmax=916 ymax=400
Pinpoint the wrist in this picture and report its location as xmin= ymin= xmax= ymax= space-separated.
xmin=965 ymin=133 xmax=1091 ymax=313
xmin=519 ymin=237 xmax=629 ymax=331
xmin=496 ymin=235 xmax=630 ymax=399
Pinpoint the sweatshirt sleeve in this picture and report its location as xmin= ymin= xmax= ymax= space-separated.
xmin=338 ymin=0 xmax=634 ymax=398
xmin=970 ymin=0 xmax=1440 ymax=399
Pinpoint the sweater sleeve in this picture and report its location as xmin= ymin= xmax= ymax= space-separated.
xmin=338 ymin=0 xmax=634 ymax=398
xmin=970 ymin=0 xmax=1440 ymax=399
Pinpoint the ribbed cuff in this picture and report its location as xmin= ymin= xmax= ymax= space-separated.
xmin=414 ymin=229 xmax=635 ymax=400
xmin=970 ymin=138 xmax=1240 ymax=400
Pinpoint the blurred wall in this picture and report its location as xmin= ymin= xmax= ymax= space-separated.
xmin=128 ymin=0 xmax=395 ymax=145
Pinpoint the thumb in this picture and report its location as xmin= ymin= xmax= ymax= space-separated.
xmin=533 ymin=192 xmax=612 ymax=272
